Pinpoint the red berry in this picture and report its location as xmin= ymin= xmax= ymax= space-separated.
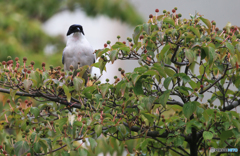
xmin=149 ymin=14 xmax=153 ymax=18
xmin=26 ymin=153 xmax=31 ymax=156
xmin=172 ymin=9 xmax=176 ymax=13
xmin=0 ymin=145 xmax=3 ymax=149
xmin=139 ymin=35 xmax=144 ymax=40
xmin=200 ymin=85 xmax=203 ymax=88
xmin=155 ymin=9 xmax=159 ymax=13
xmin=104 ymin=43 xmax=107 ymax=48
xmin=23 ymin=57 xmax=27 ymax=62
xmin=122 ymin=41 xmax=126 ymax=44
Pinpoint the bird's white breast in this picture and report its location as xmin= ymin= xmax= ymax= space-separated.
xmin=63 ymin=33 xmax=94 ymax=71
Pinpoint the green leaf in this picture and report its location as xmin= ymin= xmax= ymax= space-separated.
xmin=131 ymin=73 xmax=141 ymax=86
xmin=232 ymin=119 xmax=240 ymax=132
xmin=33 ymin=142 xmax=41 ymax=153
xmin=164 ymin=77 xmax=172 ymax=89
xmin=188 ymin=80 xmax=197 ymax=89
xmin=95 ymin=125 xmax=103 ymax=137
xmin=203 ymin=131 xmax=213 ymax=140
xmin=133 ymin=76 xmax=146 ymax=95
xmin=30 ymin=71 xmax=42 ymax=88
xmin=99 ymin=83 xmax=110 ymax=98
xmin=220 ymin=130 xmax=233 ymax=142
xmin=143 ymin=23 xmax=150 ymax=34
xmin=185 ymin=122 xmax=192 ymax=134
xmin=163 ymin=17 xmax=175 ymax=26
xmin=63 ymin=137 xmax=72 ymax=151
xmin=142 ymin=96 xmax=156 ymax=112
xmin=73 ymin=77 xmax=84 ymax=92
xmin=189 ymin=26 xmax=200 ymax=38
xmin=183 ymin=102 xmax=197 ymax=119
xmin=83 ymin=85 xmax=97 ymax=99
xmin=78 ymin=148 xmax=89 ymax=155
xmin=62 ymin=84 xmax=71 ymax=103
xmin=133 ymin=25 xmax=143 ymax=45
xmin=41 ymin=138 xmax=52 ymax=150
xmin=14 ymin=141 xmax=30 ymax=156
xmin=96 ymin=48 xmax=109 ymax=58
xmin=23 ymin=79 xmax=32 ymax=92
xmin=200 ymin=48 xmax=207 ymax=60
xmin=159 ymin=90 xmax=170 ymax=107
xmin=30 ymin=107 xmax=40 ymax=118
xmin=121 ymin=82 xmax=127 ymax=97
xmin=98 ymin=58 xmax=107 ymax=74
xmin=202 ymin=46 xmax=216 ymax=68
xmin=196 ymin=106 xmax=204 ymax=118
xmin=158 ymin=44 xmax=170 ymax=61
xmin=236 ymin=43 xmax=240 ymax=52
xmin=164 ymin=67 xmax=175 ymax=77
xmin=182 ymin=75 xmax=191 ymax=83
xmin=174 ymin=136 xmax=184 ymax=147
xmin=119 ymin=46 xmax=130 ymax=52
xmin=24 ymin=107 xmax=31 ymax=116
xmin=175 ymin=86 xmax=192 ymax=96
xmin=10 ymin=89 xmax=18 ymax=101
xmin=118 ymin=124 xmax=128 ymax=136
xmin=226 ymin=42 xmax=235 ymax=56
xmin=109 ymin=50 xmax=118 ymax=64
xmin=199 ymin=17 xmax=211 ymax=34
xmin=141 ymin=113 xmax=155 ymax=124
xmin=134 ymin=66 xmax=149 ymax=73
xmin=78 ymin=65 xmax=89 ymax=78
xmin=191 ymin=120 xmax=202 ymax=129
xmin=89 ymin=138 xmax=97 ymax=153
xmin=143 ymin=70 xmax=159 ymax=77
xmin=92 ymin=62 xmax=106 ymax=73
xmin=133 ymin=80 xmax=143 ymax=95
xmin=55 ymin=118 xmax=68 ymax=131
xmin=215 ymin=36 xmax=224 ymax=43
xmin=185 ymin=49 xmax=195 ymax=64
xmin=152 ymin=63 xmax=166 ymax=78
xmin=184 ymin=32 xmax=195 ymax=39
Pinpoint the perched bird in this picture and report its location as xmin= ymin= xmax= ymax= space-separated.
xmin=62 ymin=24 xmax=95 ymax=84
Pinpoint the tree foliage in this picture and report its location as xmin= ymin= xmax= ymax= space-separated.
xmin=0 ymin=8 xmax=240 ymax=156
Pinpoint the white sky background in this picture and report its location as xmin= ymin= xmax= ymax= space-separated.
xmin=42 ymin=0 xmax=240 ymax=120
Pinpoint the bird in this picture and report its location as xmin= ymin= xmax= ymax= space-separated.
xmin=62 ymin=24 xmax=95 ymax=84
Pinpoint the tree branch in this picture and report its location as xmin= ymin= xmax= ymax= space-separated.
xmin=0 ymin=88 xmax=82 ymax=109
xmin=223 ymin=99 xmax=240 ymax=111
xmin=199 ymin=64 xmax=228 ymax=94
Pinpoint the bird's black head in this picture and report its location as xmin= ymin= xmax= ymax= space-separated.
xmin=66 ymin=24 xmax=85 ymax=36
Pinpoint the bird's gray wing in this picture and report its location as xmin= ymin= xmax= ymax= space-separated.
xmin=92 ymin=48 xmax=95 ymax=64
xmin=62 ymin=48 xmax=65 ymax=64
